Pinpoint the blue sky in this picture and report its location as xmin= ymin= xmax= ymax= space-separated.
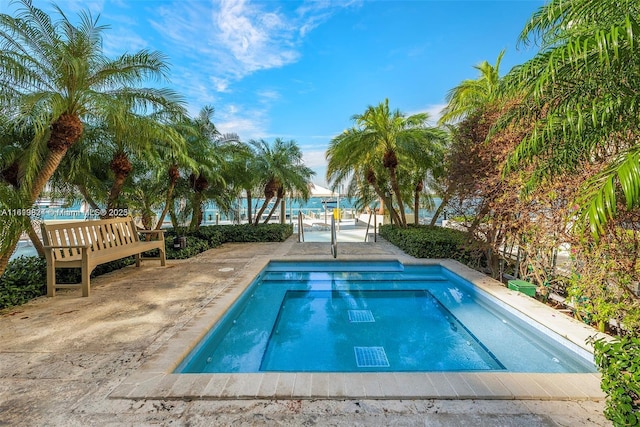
xmin=3 ymin=0 xmax=545 ymax=186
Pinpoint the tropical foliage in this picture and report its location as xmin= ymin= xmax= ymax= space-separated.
xmin=433 ymin=2 xmax=640 ymax=422
xmin=326 ymin=99 xmax=448 ymax=226
xmin=501 ymin=0 xmax=640 ymax=236
xmin=0 ymin=0 xmax=185 ymax=278
xmin=249 ymin=138 xmax=315 ymax=225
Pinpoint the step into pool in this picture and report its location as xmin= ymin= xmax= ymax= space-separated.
xmin=176 ymin=261 xmax=596 ymax=373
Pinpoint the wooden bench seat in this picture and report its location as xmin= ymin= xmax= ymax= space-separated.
xmin=41 ymin=217 xmax=166 ymax=297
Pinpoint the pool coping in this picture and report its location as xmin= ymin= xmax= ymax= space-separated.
xmin=109 ymin=255 xmax=607 ymax=401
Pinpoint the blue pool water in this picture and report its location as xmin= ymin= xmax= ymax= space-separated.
xmin=176 ymin=261 xmax=596 ymax=373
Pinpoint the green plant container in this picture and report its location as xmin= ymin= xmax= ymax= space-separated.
xmin=508 ymin=280 xmax=537 ymax=297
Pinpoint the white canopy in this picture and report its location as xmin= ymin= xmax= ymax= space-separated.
xmin=309 ymin=183 xmax=337 ymax=198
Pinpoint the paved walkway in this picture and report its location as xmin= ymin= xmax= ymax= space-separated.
xmin=0 ymin=237 xmax=609 ymax=426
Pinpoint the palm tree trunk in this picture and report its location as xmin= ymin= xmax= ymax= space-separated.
xmin=107 ymin=173 xmax=128 ymax=213
xmin=414 ymin=189 xmax=420 ymax=225
xmin=253 ymin=198 xmax=272 ymax=225
xmin=386 ymin=194 xmax=402 ymax=225
xmin=0 ymin=234 xmax=21 ymax=281
xmin=26 ymin=221 xmax=45 ymax=257
xmin=189 ymin=192 xmax=204 ymax=231
xmin=264 ymin=196 xmax=282 ymax=224
xmin=77 ymin=185 xmax=101 ymax=212
xmin=1 ymin=151 xmax=63 ymax=278
xmin=246 ymin=189 xmax=252 ymax=224
xmin=430 ymin=192 xmax=450 ymax=226
xmin=156 ymin=180 xmax=177 ymax=230
xmin=0 ymin=114 xmax=83 ymax=280
xmin=388 ymin=167 xmax=407 ymax=226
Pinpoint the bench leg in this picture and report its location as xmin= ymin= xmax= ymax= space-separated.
xmin=159 ymin=247 xmax=166 ymax=266
xmin=135 ymin=253 xmax=141 ymax=267
xmin=46 ymin=261 xmax=56 ymax=298
xmin=81 ymin=254 xmax=90 ymax=297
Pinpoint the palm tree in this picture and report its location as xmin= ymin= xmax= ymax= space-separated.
xmin=501 ymin=0 xmax=640 ymax=235
xmin=0 ymin=115 xmax=47 ymax=257
xmin=219 ymin=138 xmax=260 ymax=224
xmin=180 ymin=107 xmax=227 ymax=231
xmin=327 ymin=99 xmax=445 ymax=227
xmin=438 ymin=50 xmax=505 ymax=126
xmin=0 ymin=1 xmax=184 ymax=277
xmin=250 ymin=138 xmax=315 ymax=225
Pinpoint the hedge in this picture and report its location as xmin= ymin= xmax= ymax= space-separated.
xmin=379 ymin=224 xmax=484 ymax=266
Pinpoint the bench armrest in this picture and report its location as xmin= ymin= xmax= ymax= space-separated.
xmin=138 ymin=230 xmax=166 ymax=234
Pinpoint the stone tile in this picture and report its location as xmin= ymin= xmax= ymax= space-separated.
xmin=546 ymin=374 xmax=604 ymax=399
xmin=202 ymin=374 xmax=229 ymax=398
xmin=444 ymin=373 xmax=477 ymax=398
xmin=499 ymin=373 xmax=547 ymax=399
xmin=427 ymin=373 xmax=457 ymax=398
xmin=274 ymin=373 xmax=296 ymax=398
xmin=471 ymin=373 xmax=513 ymax=398
xmin=361 ymin=373 xmax=384 ymax=398
xmin=459 ymin=373 xmax=496 ymax=397
xmin=343 ymin=374 xmax=366 ymax=397
xmin=126 ymin=374 xmax=166 ymax=399
xmin=257 ymin=373 xmax=280 ymax=397
xmin=292 ymin=373 xmax=313 ymax=397
xmin=168 ymin=374 xmax=212 ymax=398
xmin=393 ymin=373 xmax=437 ymax=396
xmin=325 ymin=373 xmax=346 ymax=397
xmin=221 ymin=373 xmax=262 ymax=398
xmin=152 ymin=374 xmax=180 ymax=398
xmin=376 ymin=373 xmax=404 ymax=398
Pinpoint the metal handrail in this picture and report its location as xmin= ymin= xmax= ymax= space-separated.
xmin=297 ymin=210 xmax=304 ymax=242
xmin=330 ymin=216 xmax=337 ymax=258
xmin=364 ymin=208 xmax=378 ymax=242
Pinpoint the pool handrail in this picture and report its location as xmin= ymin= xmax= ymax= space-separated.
xmin=330 ymin=216 xmax=337 ymax=258
xmin=297 ymin=210 xmax=304 ymax=242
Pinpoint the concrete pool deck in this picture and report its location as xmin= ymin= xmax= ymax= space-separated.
xmin=0 ymin=237 xmax=609 ymax=426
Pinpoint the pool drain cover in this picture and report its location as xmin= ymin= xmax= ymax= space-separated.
xmin=354 ymin=346 xmax=390 ymax=368
xmin=348 ymin=310 xmax=375 ymax=323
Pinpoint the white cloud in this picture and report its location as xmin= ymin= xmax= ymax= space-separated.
xmin=102 ymin=30 xmax=149 ymax=56
xmin=301 ymin=149 xmax=328 ymax=169
xmin=215 ymin=0 xmax=299 ymax=73
xmin=145 ymin=0 xmax=357 ymax=95
xmin=408 ymin=103 xmax=447 ymax=125
xmin=423 ymin=103 xmax=447 ymax=125
xmin=215 ymin=103 xmax=269 ymax=140
xmin=257 ymin=89 xmax=281 ymax=103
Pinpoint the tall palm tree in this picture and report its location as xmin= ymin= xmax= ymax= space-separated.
xmin=180 ymin=107 xmax=226 ymax=231
xmin=438 ymin=50 xmax=505 ymax=126
xmin=250 ymin=138 xmax=315 ymax=225
xmin=0 ymin=1 xmax=184 ymax=277
xmin=327 ymin=99 xmax=445 ymax=227
xmin=219 ymin=138 xmax=260 ymax=224
xmin=501 ymin=0 xmax=640 ymax=235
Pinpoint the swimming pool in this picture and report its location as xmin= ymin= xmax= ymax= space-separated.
xmin=176 ymin=261 xmax=596 ymax=374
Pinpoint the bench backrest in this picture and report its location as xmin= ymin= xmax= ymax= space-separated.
xmin=41 ymin=217 xmax=140 ymax=261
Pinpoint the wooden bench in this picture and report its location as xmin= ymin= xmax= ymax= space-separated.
xmin=41 ymin=217 xmax=166 ymax=297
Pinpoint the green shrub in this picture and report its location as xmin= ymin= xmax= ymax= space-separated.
xmin=197 ymin=223 xmax=293 ymax=242
xmin=589 ymin=335 xmax=640 ymax=425
xmin=379 ymin=224 xmax=483 ymax=266
xmin=0 ymin=256 xmax=47 ymax=308
xmin=163 ymin=232 xmax=210 ymax=259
